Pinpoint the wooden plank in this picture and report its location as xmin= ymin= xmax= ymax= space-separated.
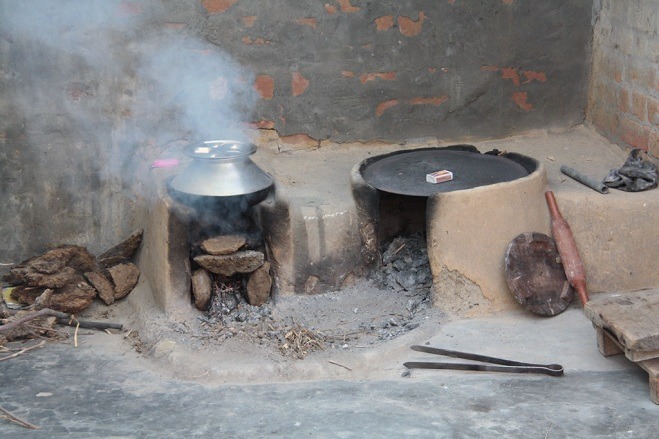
xmin=584 ymin=289 xmax=659 ymax=352
xmin=596 ymin=327 xmax=623 ymax=357
xmin=639 ymin=358 xmax=659 ymax=405
xmin=596 ymin=327 xmax=659 ymax=362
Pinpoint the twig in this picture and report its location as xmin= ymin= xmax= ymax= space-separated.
xmin=328 ymin=360 xmax=352 ymax=371
xmin=55 ymin=318 xmax=123 ymax=331
xmin=0 ymin=308 xmax=122 ymax=332
xmin=74 ymin=321 xmax=80 ymax=348
xmin=0 ymin=405 xmax=40 ymax=430
xmin=0 ymin=309 xmax=53 ymax=333
xmin=0 ymin=340 xmax=46 ymax=362
xmin=392 ymin=243 xmax=406 ymax=256
xmin=544 ymin=418 xmax=553 ymax=439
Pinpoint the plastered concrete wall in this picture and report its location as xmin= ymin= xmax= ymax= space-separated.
xmin=213 ymin=0 xmax=593 ymax=143
xmin=0 ymin=0 xmax=593 ymax=271
xmin=587 ymin=0 xmax=659 ymax=156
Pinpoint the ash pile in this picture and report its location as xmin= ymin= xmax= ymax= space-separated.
xmin=378 ymin=234 xmax=433 ymax=314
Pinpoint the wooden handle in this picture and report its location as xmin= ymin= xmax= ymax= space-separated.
xmin=545 ymin=191 xmax=589 ymax=305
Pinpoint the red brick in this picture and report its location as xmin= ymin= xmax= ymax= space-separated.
xmin=164 ymin=23 xmax=186 ymax=30
xmin=210 ymin=77 xmax=228 ymax=100
xmin=280 ymin=133 xmax=319 ymax=149
xmin=338 ymin=0 xmax=360 ymax=13
xmin=296 ymin=18 xmax=317 ymax=29
xmin=500 ymin=68 xmax=520 ymax=87
xmin=254 ymin=75 xmax=274 ymax=100
xmin=617 ymin=87 xmax=630 ymax=113
xmin=481 ymin=65 xmax=499 ymax=72
xmin=117 ymin=1 xmax=142 ymax=16
xmin=398 ymin=12 xmax=426 ymax=37
xmin=375 ymin=100 xmax=399 ymax=117
xmin=522 ymin=70 xmax=547 ymax=84
xmin=589 ymin=107 xmax=618 ymax=137
xmin=649 ymin=129 xmax=659 ymax=157
xmin=646 ymin=96 xmax=658 ymax=125
xmin=324 ymin=4 xmax=337 ymax=14
xmin=202 ymin=0 xmax=237 ymax=14
xmin=375 ymin=16 xmax=394 ymax=31
xmin=243 ymin=37 xmax=270 ymax=45
xmin=619 ymin=117 xmax=650 ymax=151
xmin=291 ymin=72 xmax=309 ymax=97
xmin=250 ymin=120 xmax=276 ymax=129
xmin=511 ymin=91 xmax=533 ymax=111
xmin=409 ymin=95 xmax=449 ymax=106
xmin=341 ymin=70 xmax=355 ymax=78
xmin=631 ymin=91 xmax=647 ymax=121
xmin=359 ymin=72 xmax=397 ymax=84
xmin=242 ymin=16 xmax=257 ymax=27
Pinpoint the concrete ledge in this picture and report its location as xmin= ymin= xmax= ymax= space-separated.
xmin=253 ymin=125 xmax=658 ymax=314
xmin=134 ymin=126 xmax=657 ymax=319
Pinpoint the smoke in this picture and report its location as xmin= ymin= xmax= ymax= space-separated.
xmin=0 ymin=0 xmax=257 ymax=253
xmin=1 ymin=0 xmax=256 ymax=143
xmin=135 ymin=35 xmax=255 ymax=143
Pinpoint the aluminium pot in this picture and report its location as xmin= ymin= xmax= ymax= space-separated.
xmin=170 ymin=140 xmax=273 ymax=197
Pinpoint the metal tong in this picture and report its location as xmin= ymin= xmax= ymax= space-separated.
xmin=404 ymin=346 xmax=564 ymax=377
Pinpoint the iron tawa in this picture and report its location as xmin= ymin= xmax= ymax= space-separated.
xmin=360 ymin=148 xmax=529 ymax=197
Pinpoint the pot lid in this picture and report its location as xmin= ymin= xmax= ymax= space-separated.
xmin=187 ymin=140 xmax=257 ymax=160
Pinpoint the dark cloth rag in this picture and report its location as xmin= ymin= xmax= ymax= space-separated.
xmin=603 ymin=149 xmax=657 ymax=192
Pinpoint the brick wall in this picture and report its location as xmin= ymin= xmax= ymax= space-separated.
xmin=588 ymin=0 xmax=659 ymax=156
xmin=0 ymin=0 xmax=594 ymax=269
xmin=203 ymin=0 xmax=593 ymax=142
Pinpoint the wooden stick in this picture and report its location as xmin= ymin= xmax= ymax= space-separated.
xmin=328 ymin=360 xmax=352 ymax=371
xmin=0 ymin=308 xmax=122 ymax=333
xmin=0 ymin=405 xmax=41 ymax=430
xmin=0 ymin=309 xmax=52 ymax=333
xmin=0 ymin=341 xmax=46 ymax=362
xmin=74 ymin=321 xmax=80 ymax=348
xmin=55 ymin=318 xmax=123 ymax=331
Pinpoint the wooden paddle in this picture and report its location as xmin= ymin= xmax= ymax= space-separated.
xmin=504 ymin=232 xmax=575 ymax=316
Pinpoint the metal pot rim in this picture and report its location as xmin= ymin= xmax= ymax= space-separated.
xmin=185 ymin=140 xmax=256 ymax=160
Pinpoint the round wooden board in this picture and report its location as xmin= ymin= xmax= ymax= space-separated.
xmin=504 ymin=232 xmax=575 ymax=316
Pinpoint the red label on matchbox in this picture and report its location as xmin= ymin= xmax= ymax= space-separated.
xmin=426 ymin=170 xmax=453 ymax=184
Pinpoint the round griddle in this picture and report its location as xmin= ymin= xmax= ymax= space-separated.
xmin=361 ymin=149 xmax=529 ymax=197
xmin=504 ymin=232 xmax=575 ymax=316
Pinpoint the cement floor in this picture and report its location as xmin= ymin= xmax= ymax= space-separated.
xmin=1 ymin=307 xmax=657 ymax=438
xmin=3 ymin=125 xmax=657 ymax=437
